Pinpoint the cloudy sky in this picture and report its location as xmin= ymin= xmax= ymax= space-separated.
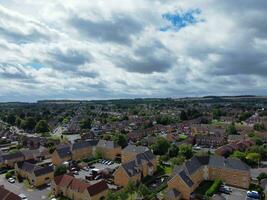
xmin=0 ymin=0 xmax=267 ymax=102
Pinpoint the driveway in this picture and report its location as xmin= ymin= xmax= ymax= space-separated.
xmin=0 ymin=174 xmax=51 ymax=200
xmin=221 ymin=186 xmax=247 ymax=200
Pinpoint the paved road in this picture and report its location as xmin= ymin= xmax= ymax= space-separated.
xmin=221 ymin=186 xmax=247 ymax=200
xmin=0 ymin=175 xmax=51 ymax=200
xmin=250 ymin=167 xmax=267 ymax=180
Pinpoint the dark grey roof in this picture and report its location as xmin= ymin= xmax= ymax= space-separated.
xmin=122 ymin=145 xmax=148 ymax=154
xmin=17 ymin=161 xmax=54 ymax=177
xmin=223 ymin=157 xmax=250 ymax=171
xmin=197 ymin=156 xmax=210 ymax=165
xmin=34 ymin=166 xmax=54 ymax=177
xmin=208 ymin=156 xmax=250 ymax=171
xmin=135 ymin=150 xmax=156 ymax=165
xmin=97 ymin=140 xmax=119 ymax=149
xmin=185 ymin=156 xmax=202 ymax=175
xmin=56 ymin=145 xmax=71 ymax=158
xmin=121 ymin=160 xmax=140 ymax=177
xmin=72 ymin=141 xmax=93 ymax=151
xmin=179 ymin=170 xmax=193 ymax=187
xmin=2 ymin=151 xmax=24 ymax=161
xmin=17 ymin=161 xmax=35 ymax=173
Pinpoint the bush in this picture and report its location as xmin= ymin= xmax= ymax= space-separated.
xmin=5 ymin=170 xmax=14 ymax=179
xmin=205 ymin=179 xmax=222 ymax=197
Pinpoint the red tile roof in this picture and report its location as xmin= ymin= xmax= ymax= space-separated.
xmin=54 ymin=175 xmax=108 ymax=197
xmin=0 ymin=186 xmax=21 ymax=200
xmin=54 ymin=174 xmax=74 ymax=188
xmin=87 ymin=180 xmax=108 ymax=197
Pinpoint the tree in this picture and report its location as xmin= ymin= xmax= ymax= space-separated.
xmin=152 ymin=137 xmax=170 ymax=155
xmin=180 ymin=110 xmax=188 ymax=121
xmin=257 ymin=172 xmax=267 ymax=182
xmin=126 ymin=180 xmax=136 ymax=200
xmin=35 ymin=120 xmax=49 ymax=133
xmin=170 ymin=156 xmax=185 ymax=167
xmin=246 ymin=152 xmax=261 ymax=166
xmin=21 ymin=117 xmax=36 ymax=131
xmin=179 ymin=144 xmax=193 ymax=159
xmin=54 ymin=165 xmax=67 ymax=176
xmin=15 ymin=117 xmax=21 ymax=127
xmin=7 ymin=114 xmax=16 ymax=125
xmin=168 ymin=144 xmax=179 ymax=158
xmin=212 ymin=108 xmax=222 ymax=120
xmin=253 ymin=123 xmax=265 ymax=131
xmin=95 ymin=148 xmax=103 ymax=159
xmin=138 ymin=183 xmax=151 ymax=198
xmin=79 ymin=118 xmax=92 ymax=129
xmin=226 ymin=122 xmax=238 ymax=135
xmin=231 ymin=151 xmax=246 ymax=161
xmin=113 ymin=133 xmax=127 ymax=148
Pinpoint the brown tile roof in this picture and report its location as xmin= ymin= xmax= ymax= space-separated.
xmin=54 ymin=175 xmax=108 ymax=197
xmin=0 ymin=186 xmax=21 ymax=200
xmin=69 ymin=177 xmax=90 ymax=192
xmin=54 ymin=174 xmax=74 ymax=188
xmin=87 ymin=180 xmax=108 ymax=197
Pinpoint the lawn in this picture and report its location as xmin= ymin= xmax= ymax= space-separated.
xmin=194 ymin=181 xmax=214 ymax=195
xmin=163 ymin=166 xmax=172 ymax=175
xmin=179 ymin=134 xmax=188 ymax=140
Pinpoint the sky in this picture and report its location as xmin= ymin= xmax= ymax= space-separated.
xmin=0 ymin=0 xmax=267 ymax=102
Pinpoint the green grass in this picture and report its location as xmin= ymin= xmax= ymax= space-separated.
xmin=194 ymin=181 xmax=214 ymax=195
xmin=23 ymin=179 xmax=31 ymax=189
xmin=179 ymin=134 xmax=188 ymax=140
xmin=127 ymin=192 xmax=138 ymax=200
xmin=163 ymin=166 xmax=172 ymax=175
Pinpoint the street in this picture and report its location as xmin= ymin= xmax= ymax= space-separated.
xmin=0 ymin=174 xmax=51 ymax=200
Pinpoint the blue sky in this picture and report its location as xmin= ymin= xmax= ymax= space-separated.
xmin=161 ymin=9 xmax=202 ymax=31
xmin=0 ymin=0 xmax=267 ymax=102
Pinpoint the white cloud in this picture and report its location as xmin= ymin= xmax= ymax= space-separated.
xmin=0 ymin=0 xmax=266 ymax=101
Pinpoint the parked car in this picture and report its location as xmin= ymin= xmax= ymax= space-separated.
xmin=73 ymin=171 xmax=79 ymax=175
xmin=219 ymin=186 xmax=231 ymax=194
xmin=0 ymin=168 xmax=8 ymax=174
xmin=247 ymin=191 xmax=260 ymax=199
xmin=19 ymin=194 xmax=28 ymax=200
xmin=8 ymin=177 xmax=15 ymax=183
xmin=83 ymin=167 xmax=89 ymax=171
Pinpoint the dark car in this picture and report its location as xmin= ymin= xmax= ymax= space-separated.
xmin=219 ymin=187 xmax=231 ymax=194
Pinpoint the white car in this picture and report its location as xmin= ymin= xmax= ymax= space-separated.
xmin=19 ymin=194 xmax=28 ymax=200
xmin=8 ymin=177 xmax=15 ymax=183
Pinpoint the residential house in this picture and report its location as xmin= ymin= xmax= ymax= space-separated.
xmin=15 ymin=160 xmax=54 ymax=187
xmin=96 ymin=140 xmax=121 ymax=161
xmin=52 ymin=174 xmax=108 ymax=200
xmin=72 ymin=140 xmax=96 ymax=161
xmin=121 ymin=144 xmax=149 ymax=163
xmin=0 ymin=151 xmax=24 ymax=167
xmin=195 ymin=130 xmax=225 ymax=148
xmin=52 ymin=144 xmax=72 ymax=166
xmin=114 ymin=148 xmax=157 ymax=187
xmin=0 ymin=185 xmax=21 ymax=200
xmin=167 ymin=156 xmax=250 ymax=200
xmin=215 ymin=140 xmax=254 ymax=156
xmin=52 ymin=141 xmax=98 ymax=166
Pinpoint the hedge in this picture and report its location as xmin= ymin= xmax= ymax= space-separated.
xmin=5 ymin=170 xmax=15 ymax=179
xmin=205 ymin=179 xmax=222 ymax=197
